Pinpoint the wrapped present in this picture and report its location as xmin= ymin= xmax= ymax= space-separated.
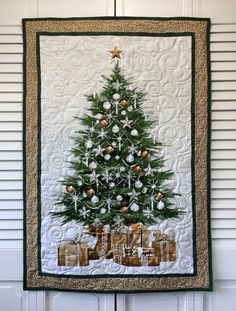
xmin=152 ymin=240 xmax=161 ymax=262
xmin=130 ymin=223 xmax=149 ymax=248
xmin=148 ymin=256 xmax=160 ymax=266
xmin=111 ymin=231 xmax=128 ymax=248
xmin=88 ymin=231 xmax=111 ymax=259
xmin=121 ymin=255 xmax=159 ymax=267
xmin=88 ymin=249 xmax=99 ymax=260
xmin=113 ymin=244 xmax=125 ymax=264
xmin=123 ymin=256 xmax=141 ymax=266
xmin=153 ymin=231 xmax=169 ymax=242
xmin=58 ymin=242 xmax=89 ymax=266
xmin=79 ymin=246 xmax=89 ymax=266
xmin=154 ymin=240 xmax=176 ymax=262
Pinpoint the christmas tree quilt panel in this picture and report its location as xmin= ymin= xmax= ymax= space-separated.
xmin=23 ymin=17 xmax=212 ymax=292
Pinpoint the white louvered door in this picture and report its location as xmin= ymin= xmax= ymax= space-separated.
xmin=0 ymin=0 xmax=236 ymax=310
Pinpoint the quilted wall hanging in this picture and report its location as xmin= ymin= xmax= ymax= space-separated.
xmin=23 ymin=17 xmax=212 ymax=292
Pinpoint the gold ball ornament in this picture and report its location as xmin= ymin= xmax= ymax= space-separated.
xmin=154 ymin=192 xmax=163 ymax=201
xmin=66 ymin=185 xmax=74 ymax=193
xmin=86 ymin=188 xmax=95 ymax=197
xmin=141 ymin=150 xmax=150 ymax=159
xmin=119 ymin=206 xmax=129 ymax=213
xmin=119 ymin=99 xmax=128 ymax=108
xmin=133 ymin=165 xmax=142 ymax=174
xmin=99 ymin=119 xmax=108 ymax=128
xmin=105 ymin=146 xmax=115 ymax=154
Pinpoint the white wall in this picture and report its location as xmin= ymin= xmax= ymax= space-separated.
xmin=0 ymin=0 xmax=236 ymax=310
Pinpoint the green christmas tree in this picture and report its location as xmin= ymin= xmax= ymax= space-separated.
xmin=53 ymin=47 xmax=182 ymax=229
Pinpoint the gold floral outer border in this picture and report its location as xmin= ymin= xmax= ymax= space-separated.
xmin=23 ymin=17 xmax=212 ymax=292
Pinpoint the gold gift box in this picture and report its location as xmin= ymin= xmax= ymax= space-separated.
xmin=58 ymin=226 xmax=176 ymax=267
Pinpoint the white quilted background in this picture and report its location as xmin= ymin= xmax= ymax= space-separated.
xmin=39 ymin=35 xmax=193 ymax=275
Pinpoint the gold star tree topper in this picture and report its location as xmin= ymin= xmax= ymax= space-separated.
xmin=110 ymin=46 xmax=122 ymax=59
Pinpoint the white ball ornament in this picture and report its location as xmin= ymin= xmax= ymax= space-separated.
xmin=120 ymin=166 xmax=126 ymax=172
xmin=109 ymin=182 xmax=115 ymax=188
xmin=135 ymin=180 xmax=143 ymax=188
xmin=126 ymin=154 xmax=134 ymax=163
xmin=89 ymin=161 xmax=97 ymax=169
xmin=85 ymin=140 xmax=93 ymax=148
xmin=100 ymin=208 xmax=107 ymax=214
xmin=142 ymin=187 xmax=148 ymax=194
xmin=95 ymin=113 xmax=103 ymax=120
xmin=128 ymin=106 xmax=133 ymax=112
xmin=104 ymin=154 xmax=111 ymax=160
xmin=115 ymin=155 xmax=120 ymax=160
xmin=130 ymin=202 xmax=140 ymax=212
xmin=77 ymin=180 xmax=83 ymax=186
xmin=112 ymin=141 xmax=117 ymax=147
xmin=131 ymin=129 xmax=138 ymax=137
xmin=157 ymin=200 xmax=165 ymax=210
xmin=116 ymin=195 xmax=123 ymax=201
xmin=121 ymin=110 xmax=127 ymax=116
xmin=112 ymin=125 xmax=120 ymax=133
xmin=91 ymin=195 xmax=99 ymax=203
xmin=103 ymin=101 xmax=111 ymax=110
xmin=113 ymin=93 xmax=120 ymax=100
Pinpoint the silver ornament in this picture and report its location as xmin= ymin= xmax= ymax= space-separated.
xmin=131 ymin=129 xmax=138 ymax=137
xmin=104 ymin=154 xmax=111 ymax=160
xmin=126 ymin=154 xmax=134 ymax=163
xmin=112 ymin=141 xmax=117 ymax=147
xmin=100 ymin=208 xmax=107 ymax=214
xmin=128 ymin=106 xmax=133 ymax=112
xmin=109 ymin=182 xmax=115 ymax=188
xmin=85 ymin=140 xmax=93 ymax=148
xmin=112 ymin=125 xmax=120 ymax=133
xmin=142 ymin=187 xmax=148 ymax=194
xmin=115 ymin=155 xmax=120 ymax=160
xmin=95 ymin=113 xmax=103 ymax=120
xmin=77 ymin=180 xmax=83 ymax=186
xmin=116 ymin=195 xmax=123 ymax=201
xmin=89 ymin=161 xmax=97 ymax=169
xmin=91 ymin=195 xmax=99 ymax=203
xmin=121 ymin=110 xmax=126 ymax=116
xmin=157 ymin=200 xmax=165 ymax=210
xmin=120 ymin=166 xmax=126 ymax=172
xmin=103 ymin=101 xmax=111 ymax=110
xmin=135 ymin=180 xmax=143 ymax=188
xmin=130 ymin=202 xmax=140 ymax=212
xmin=113 ymin=93 xmax=120 ymax=100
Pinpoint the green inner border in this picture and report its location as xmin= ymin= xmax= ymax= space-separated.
xmin=22 ymin=16 xmax=212 ymax=293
